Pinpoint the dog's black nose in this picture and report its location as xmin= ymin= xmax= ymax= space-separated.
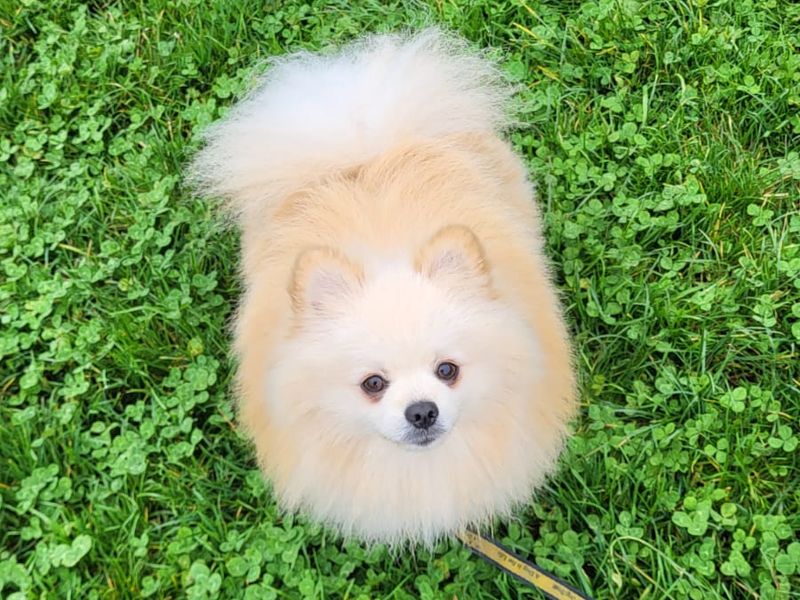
xmin=405 ymin=401 xmax=439 ymax=430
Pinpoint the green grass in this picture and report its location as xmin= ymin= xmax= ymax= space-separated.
xmin=1 ymin=0 xmax=798 ymax=598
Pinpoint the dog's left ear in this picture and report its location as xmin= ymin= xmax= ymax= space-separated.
xmin=289 ymin=247 xmax=363 ymax=316
xmin=415 ymin=225 xmax=491 ymax=292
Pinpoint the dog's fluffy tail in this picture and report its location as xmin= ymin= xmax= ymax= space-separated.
xmin=187 ymin=28 xmax=514 ymax=221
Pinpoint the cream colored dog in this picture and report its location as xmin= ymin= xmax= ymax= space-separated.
xmin=189 ymin=29 xmax=576 ymax=546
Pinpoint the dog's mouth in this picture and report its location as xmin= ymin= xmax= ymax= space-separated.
xmin=402 ymin=426 xmax=446 ymax=449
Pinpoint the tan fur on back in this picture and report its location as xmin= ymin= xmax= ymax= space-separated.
xmin=234 ymin=134 xmax=575 ymax=543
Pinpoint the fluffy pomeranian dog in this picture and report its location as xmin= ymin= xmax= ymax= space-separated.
xmin=189 ymin=29 xmax=576 ymax=546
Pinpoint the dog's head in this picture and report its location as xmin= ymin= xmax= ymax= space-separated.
xmin=270 ymin=225 xmax=540 ymax=454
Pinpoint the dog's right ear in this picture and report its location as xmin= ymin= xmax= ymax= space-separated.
xmin=415 ymin=225 xmax=491 ymax=293
xmin=289 ymin=247 xmax=363 ymax=316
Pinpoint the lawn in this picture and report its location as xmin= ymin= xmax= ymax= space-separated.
xmin=1 ymin=0 xmax=798 ymax=598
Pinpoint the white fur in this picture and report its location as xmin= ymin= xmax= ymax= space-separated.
xmin=187 ymin=28 xmax=514 ymax=220
xmin=268 ymin=268 xmax=551 ymax=545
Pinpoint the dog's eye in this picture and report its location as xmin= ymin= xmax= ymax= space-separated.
xmin=435 ymin=361 xmax=459 ymax=383
xmin=361 ymin=374 xmax=388 ymax=396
